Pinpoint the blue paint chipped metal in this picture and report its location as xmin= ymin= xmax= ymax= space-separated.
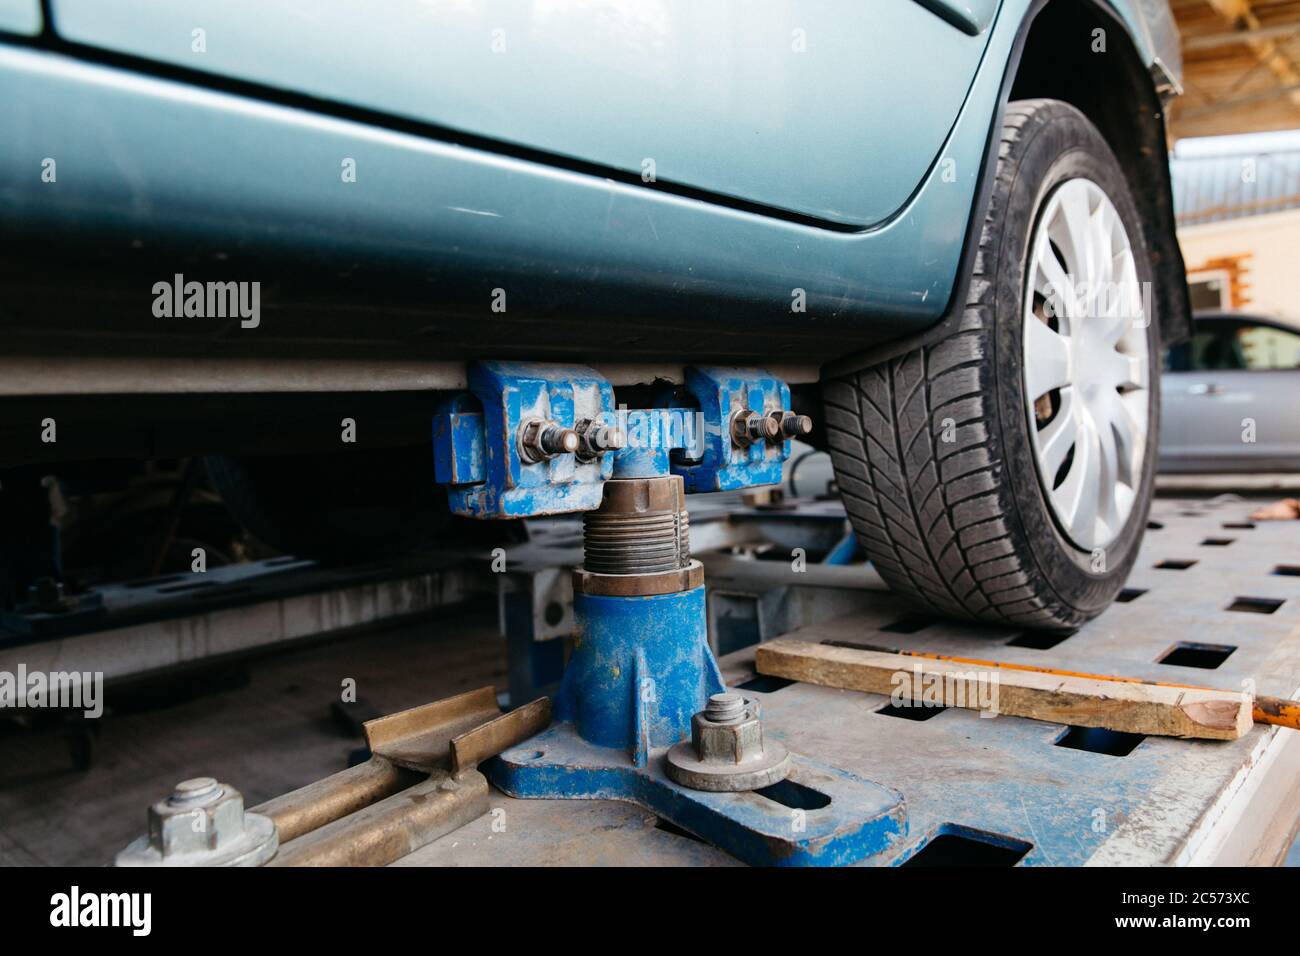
xmin=440 ymin=361 xmax=615 ymax=518
xmin=607 ymin=408 xmax=701 ymax=480
xmin=557 ymin=587 xmax=721 ymax=762
xmin=435 ymin=362 xmax=795 ymax=514
xmin=673 ymin=367 xmax=790 ymax=492
xmin=432 ymin=394 xmax=485 ymax=486
xmin=493 ymin=574 xmax=911 ymax=866
xmin=491 ymin=728 xmax=908 ymax=867
xmin=437 ymin=361 xmax=904 ymax=865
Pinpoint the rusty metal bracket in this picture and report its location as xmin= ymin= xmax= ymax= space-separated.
xmin=363 ymin=687 xmax=504 ymax=772
xmin=451 ymin=697 xmax=552 ymax=775
xmin=255 ymin=756 xmax=422 ymax=845
xmin=267 ymin=768 xmax=489 ymax=867
xmin=251 ymin=686 xmax=551 ymax=866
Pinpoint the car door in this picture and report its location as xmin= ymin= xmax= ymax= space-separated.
xmin=45 ymin=0 xmax=995 ymax=229
xmin=1161 ymin=316 xmax=1300 ymax=472
xmin=0 ymin=0 xmax=41 ymax=34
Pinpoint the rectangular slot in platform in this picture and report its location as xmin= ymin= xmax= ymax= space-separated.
xmin=901 ymin=825 xmax=1032 ymax=867
xmin=1055 ymin=725 xmax=1145 ymax=757
xmin=1159 ymin=642 xmax=1236 ymax=669
xmin=736 ymin=674 xmax=795 ymax=693
xmin=874 ymin=701 xmax=947 ymax=722
xmin=880 ymin=613 xmax=937 ymax=634
xmin=754 ymin=778 xmax=832 ymax=810
xmin=1226 ymin=596 xmax=1285 ymax=614
xmin=1007 ymin=630 xmax=1071 ymax=649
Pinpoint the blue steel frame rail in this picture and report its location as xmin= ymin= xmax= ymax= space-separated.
xmin=501 ymin=584 xmax=908 ymax=865
xmin=491 ymin=731 xmax=906 ymax=867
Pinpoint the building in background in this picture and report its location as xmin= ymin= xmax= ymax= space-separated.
xmin=1172 ymin=129 xmax=1300 ymax=331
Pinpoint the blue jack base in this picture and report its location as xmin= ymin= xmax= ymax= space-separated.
xmin=489 ymin=721 xmax=908 ymax=866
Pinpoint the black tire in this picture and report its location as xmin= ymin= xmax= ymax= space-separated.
xmin=823 ymin=99 xmax=1160 ymax=630
xmin=205 ymin=446 xmax=453 ymax=563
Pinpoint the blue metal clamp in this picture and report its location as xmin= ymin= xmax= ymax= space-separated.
xmin=672 ymin=366 xmax=792 ymax=492
xmin=433 ymin=361 xmax=615 ymax=518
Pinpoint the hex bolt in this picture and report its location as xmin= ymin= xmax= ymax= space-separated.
xmin=575 ymin=420 xmax=627 ymax=461
xmin=116 ymin=776 xmax=279 ymax=867
xmin=518 ymin=418 xmax=581 ymax=463
xmin=665 ymin=693 xmax=792 ymax=791
xmin=769 ymin=411 xmax=813 ymax=442
xmin=730 ymin=410 xmax=780 ymax=448
xmin=704 ymin=692 xmax=746 ymax=724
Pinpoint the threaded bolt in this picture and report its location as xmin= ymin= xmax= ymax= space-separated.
xmin=540 ymin=424 xmax=579 ymax=455
xmin=576 ymin=421 xmax=627 ymax=461
xmin=168 ymin=777 xmax=222 ymax=807
xmin=775 ymin=412 xmax=813 ymax=440
xmin=518 ymin=418 xmax=580 ymax=463
xmin=704 ymin=692 xmax=747 ymax=724
xmin=730 ymin=411 xmax=779 ymax=448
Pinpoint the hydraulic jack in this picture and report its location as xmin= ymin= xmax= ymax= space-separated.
xmin=434 ymin=363 xmax=906 ymax=866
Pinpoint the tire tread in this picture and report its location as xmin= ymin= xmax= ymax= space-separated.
xmin=825 ymin=100 xmax=1094 ymax=629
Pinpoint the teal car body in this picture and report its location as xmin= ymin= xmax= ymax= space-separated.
xmin=0 ymin=1 xmax=1187 ymax=375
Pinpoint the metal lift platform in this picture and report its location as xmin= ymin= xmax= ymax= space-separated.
xmin=396 ymin=494 xmax=1300 ymax=867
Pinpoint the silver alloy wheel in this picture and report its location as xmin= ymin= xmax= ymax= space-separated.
xmin=1023 ymin=178 xmax=1149 ymax=552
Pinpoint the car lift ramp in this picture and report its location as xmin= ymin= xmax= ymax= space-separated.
xmin=399 ymin=495 xmax=1300 ymax=866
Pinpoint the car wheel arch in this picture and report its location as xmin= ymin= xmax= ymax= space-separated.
xmin=822 ymin=0 xmax=1189 ymax=388
xmin=1009 ymin=0 xmax=1190 ymax=351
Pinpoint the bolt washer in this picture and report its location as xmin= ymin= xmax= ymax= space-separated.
xmin=665 ymin=694 xmax=792 ymax=792
xmin=114 ymin=777 xmax=278 ymax=867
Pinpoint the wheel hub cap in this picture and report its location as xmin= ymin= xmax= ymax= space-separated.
xmin=1022 ymin=178 xmax=1149 ymax=552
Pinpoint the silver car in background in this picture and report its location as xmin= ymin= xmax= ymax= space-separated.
xmin=1161 ymin=312 xmax=1300 ymax=472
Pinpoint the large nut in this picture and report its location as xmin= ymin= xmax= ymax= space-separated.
xmin=148 ymin=778 xmax=246 ymax=857
xmin=693 ymin=709 xmax=767 ymax=763
xmin=115 ymin=777 xmax=277 ymax=867
xmin=665 ymin=694 xmax=792 ymax=792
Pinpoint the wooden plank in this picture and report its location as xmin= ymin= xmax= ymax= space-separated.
xmin=754 ymin=638 xmax=1253 ymax=740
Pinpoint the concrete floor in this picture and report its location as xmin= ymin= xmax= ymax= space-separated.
xmin=1156 ymin=473 xmax=1300 ymax=495
xmin=0 ymin=606 xmax=505 ymax=866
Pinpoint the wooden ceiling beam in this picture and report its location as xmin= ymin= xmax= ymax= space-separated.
xmin=1184 ymin=21 xmax=1300 ymax=51
xmin=1202 ymin=0 xmax=1300 ymax=115
xmin=1179 ymin=79 xmax=1300 ymax=118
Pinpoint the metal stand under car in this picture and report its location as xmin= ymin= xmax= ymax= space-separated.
xmin=434 ymin=362 xmax=905 ymax=866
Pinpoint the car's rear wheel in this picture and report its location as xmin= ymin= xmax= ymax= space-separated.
xmin=823 ymin=99 xmax=1159 ymax=630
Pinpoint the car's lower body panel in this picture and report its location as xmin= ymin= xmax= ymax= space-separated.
xmin=0 ymin=18 xmax=1021 ymax=369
